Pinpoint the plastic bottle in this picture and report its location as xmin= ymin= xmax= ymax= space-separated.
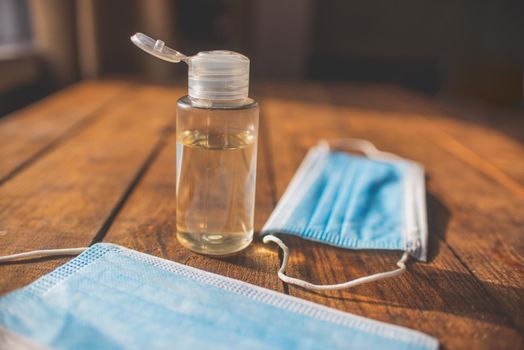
xmin=131 ymin=33 xmax=259 ymax=256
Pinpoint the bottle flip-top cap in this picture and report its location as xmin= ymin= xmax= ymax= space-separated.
xmin=188 ymin=51 xmax=249 ymax=100
xmin=131 ymin=33 xmax=250 ymax=100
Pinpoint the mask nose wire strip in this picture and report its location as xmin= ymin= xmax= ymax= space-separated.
xmin=263 ymin=235 xmax=409 ymax=291
xmin=0 ymin=248 xmax=87 ymax=263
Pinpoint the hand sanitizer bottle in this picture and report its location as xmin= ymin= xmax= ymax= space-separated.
xmin=131 ymin=33 xmax=259 ymax=256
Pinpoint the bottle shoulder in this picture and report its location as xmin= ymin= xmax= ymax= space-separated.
xmin=177 ymin=95 xmax=258 ymax=110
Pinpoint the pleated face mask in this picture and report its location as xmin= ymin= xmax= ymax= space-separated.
xmin=0 ymin=243 xmax=438 ymax=350
xmin=261 ymin=139 xmax=428 ymax=291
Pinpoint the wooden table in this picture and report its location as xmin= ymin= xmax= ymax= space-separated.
xmin=1 ymin=80 xmax=523 ymax=349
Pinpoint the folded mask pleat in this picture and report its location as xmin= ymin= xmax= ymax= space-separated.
xmin=286 ymin=165 xmax=329 ymax=231
xmin=264 ymin=144 xmax=330 ymax=231
xmin=326 ymin=156 xmax=368 ymax=239
xmin=342 ymin=160 xmax=403 ymax=242
xmin=305 ymin=153 xmax=353 ymax=235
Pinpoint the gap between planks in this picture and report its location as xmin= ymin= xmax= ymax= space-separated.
xmin=90 ymin=126 xmax=174 ymax=245
xmin=259 ymin=108 xmax=289 ymax=295
xmin=0 ymin=83 xmax=136 ymax=187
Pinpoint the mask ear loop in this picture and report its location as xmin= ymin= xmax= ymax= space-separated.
xmin=0 ymin=248 xmax=87 ymax=263
xmin=263 ymin=235 xmax=409 ymax=291
xmin=327 ymin=138 xmax=401 ymax=161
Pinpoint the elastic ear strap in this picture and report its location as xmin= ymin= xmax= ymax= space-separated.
xmin=327 ymin=138 xmax=400 ymax=161
xmin=263 ymin=235 xmax=409 ymax=291
xmin=0 ymin=248 xmax=87 ymax=263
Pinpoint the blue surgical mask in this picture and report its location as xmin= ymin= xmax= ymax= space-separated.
xmin=261 ymin=139 xmax=428 ymax=291
xmin=0 ymin=243 xmax=437 ymax=350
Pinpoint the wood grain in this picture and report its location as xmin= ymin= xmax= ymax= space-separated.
xmin=0 ymin=80 xmax=131 ymax=183
xmin=258 ymin=83 xmax=524 ymax=349
xmin=0 ymin=81 xmax=522 ymax=350
xmin=382 ymin=86 xmax=524 ymax=194
xmin=0 ymin=85 xmax=176 ymax=294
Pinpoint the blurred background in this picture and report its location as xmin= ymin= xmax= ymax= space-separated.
xmin=1 ymin=0 xmax=523 ymax=116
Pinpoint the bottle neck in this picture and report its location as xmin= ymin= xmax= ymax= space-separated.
xmin=188 ymin=96 xmax=251 ymax=109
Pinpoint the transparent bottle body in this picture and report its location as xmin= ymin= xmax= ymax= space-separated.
xmin=176 ymin=96 xmax=259 ymax=256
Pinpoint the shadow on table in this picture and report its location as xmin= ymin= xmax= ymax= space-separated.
xmin=426 ymin=191 xmax=449 ymax=262
xmin=304 ymin=266 xmax=520 ymax=329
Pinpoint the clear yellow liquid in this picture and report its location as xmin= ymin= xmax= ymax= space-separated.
xmin=176 ymin=129 xmax=257 ymax=256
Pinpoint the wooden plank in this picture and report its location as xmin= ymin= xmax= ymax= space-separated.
xmin=0 ymin=84 xmax=176 ymax=294
xmin=382 ymin=86 xmax=524 ymax=194
xmin=0 ymin=80 xmax=131 ymax=182
xmin=102 ymin=94 xmax=283 ymax=290
xmin=258 ymin=83 xmax=523 ymax=350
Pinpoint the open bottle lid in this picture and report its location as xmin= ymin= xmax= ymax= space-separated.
xmin=131 ymin=33 xmax=249 ymax=100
